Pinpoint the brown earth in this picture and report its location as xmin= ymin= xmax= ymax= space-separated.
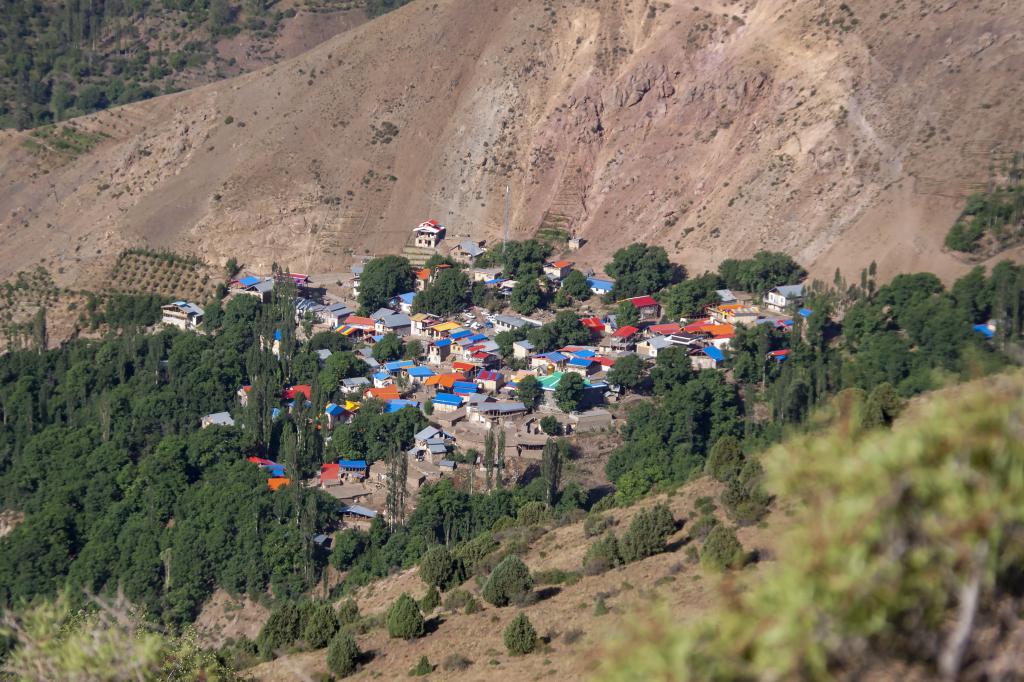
xmin=244 ymin=478 xmax=785 ymax=681
xmin=1 ymin=0 xmax=1022 ymax=292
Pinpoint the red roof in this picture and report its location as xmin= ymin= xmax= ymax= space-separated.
xmin=768 ymin=349 xmax=791 ymax=358
xmin=472 ymin=351 xmax=492 ymax=360
xmin=594 ymin=356 xmax=616 ymax=367
xmin=320 ymin=463 xmax=340 ymax=483
xmin=343 ymin=316 xmax=375 ymax=328
xmin=683 ymin=318 xmax=711 ymax=333
xmin=478 ymin=369 xmax=501 ymax=381
xmin=283 ymin=385 xmax=312 ymax=400
xmin=248 ymin=456 xmax=275 ymax=466
xmin=452 ymin=361 xmax=478 ymax=372
xmin=365 ymin=385 xmax=401 ymax=401
xmin=415 ymin=268 xmax=431 ymax=280
xmin=581 ymin=316 xmax=605 ymax=331
xmin=551 ymin=260 xmax=573 ymax=268
xmin=648 ymin=323 xmax=681 ymax=335
xmin=628 ymin=296 xmax=659 ymax=308
xmin=612 ymin=325 xmax=639 ymax=339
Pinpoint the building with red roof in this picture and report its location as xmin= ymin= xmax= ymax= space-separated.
xmin=283 ymin=385 xmax=312 ymax=401
xmin=624 ymin=295 xmax=661 ymax=321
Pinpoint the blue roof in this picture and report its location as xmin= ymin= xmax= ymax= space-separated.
xmin=384 ymin=360 xmax=415 ymax=371
xmin=568 ymin=357 xmax=593 ymax=368
xmin=536 ymin=352 xmax=567 ymax=362
xmin=467 ymin=333 xmax=487 ymax=342
xmin=450 ymin=330 xmax=472 ymax=340
xmin=432 ymin=393 xmax=464 ymax=406
xmin=485 ymin=278 xmax=504 ymax=285
xmin=798 ymin=308 xmax=813 ymax=318
xmin=373 ymin=371 xmax=391 ymax=380
xmin=341 ymin=504 xmax=377 ymax=518
xmin=973 ymin=323 xmax=995 ymax=339
xmin=239 ymin=275 xmax=260 ymax=287
xmin=587 ymin=277 xmax=614 ymax=292
xmin=703 ymin=347 xmax=725 ymax=362
xmin=274 ymin=329 xmax=282 ymax=341
xmin=372 ymin=334 xmax=385 ymax=342
xmin=452 ymin=381 xmax=478 ymax=393
xmin=434 ymin=339 xmax=452 ymax=348
xmin=325 ymin=403 xmax=345 ymax=416
xmin=271 ymin=407 xmax=281 ymax=420
xmin=385 ymin=399 xmax=420 ymax=413
xmin=407 ymin=366 xmax=435 ymax=378
xmin=571 ymin=349 xmax=596 ymax=358
xmin=339 ymin=459 xmax=368 ymax=469
xmin=398 ymin=292 xmax=416 ymax=304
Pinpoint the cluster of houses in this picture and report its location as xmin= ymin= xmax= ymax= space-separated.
xmin=192 ymin=220 xmax=816 ymax=523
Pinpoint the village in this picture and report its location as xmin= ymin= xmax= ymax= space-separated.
xmin=167 ymin=219 xmax=809 ymax=534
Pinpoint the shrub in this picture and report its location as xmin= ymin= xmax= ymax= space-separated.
xmin=442 ymin=589 xmax=472 ymax=611
xmin=452 ymin=531 xmax=500 ymax=575
xmin=464 ymin=596 xmax=482 ymax=614
xmin=540 ymin=415 xmax=563 ymax=435
xmin=689 ymin=513 xmax=719 ymax=540
xmin=482 ymin=555 xmax=534 ymax=607
xmin=583 ymin=512 xmax=614 ymax=538
xmin=504 ymin=613 xmax=538 ymax=655
xmin=419 ymin=545 xmax=462 ymax=591
xmin=420 ymin=585 xmax=441 ymax=613
xmin=532 ymin=569 xmax=582 ymax=586
xmin=700 ymin=525 xmax=745 ymax=571
xmin=619 ymin=504 xmax=675 ymax=563
xmin=326 ymin=630 xmax=360 ymax=677
xmin=442 ymin=653 xmax=472 ymax=671
xmin=705 ymin=435 xmax=745 ymax=482
xmin=337 ymin=599 xmax=360 ymax=626
xmin=302 ymin=601 xmax=339 ymax=648
xmin=256 ymin=602 xmax=300 ymax=659
xmin=386 ymin=593 xmax=425 ymax=639
xmin=583 ymin=532 xmax=622 ymax=575
xmin=516 ymin=500 xmax=551 ymax=527
xmin=594 ymin=596 xmax=609 ymax=616
xmin=409 ymin=655 xmax=433 ymax=676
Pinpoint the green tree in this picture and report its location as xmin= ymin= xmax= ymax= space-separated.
xmin=560 ymin=270 xmax=592 ymax=300
xmin=717 ymin=251 xmax=806 ymax=295
xmin=372 ymin=332 xmax=404 ymax=362
xmin=404 ymin=339 xmax=424 ymax=360
xmin=619 ymin=504 xmax=675 ymax=563
xmin=700 ymin=525 xmax=745 ymax=571
xmin=515 ymin=375 xmax=541 ymax=410
xmin=302 ymin=601 xmax=339 ymax=648
xmin=337 ymin=599 xmax=360 ymax=625
xmin=410 ymin=655 xmax=433 ymax=675
xmin=419 ymin=545 xmax=461 ymax=591
xmin=541 ymin=438 xmax=563 ymax=506
xmin=386 ymin=593 xmax=425 ymax=639
xmin=615 ymin=300 xmax=641 ymax=328
xmin=510 ymin=278 xmax=542 ymax=315
xmin=605 ymin=243 xmax=673 ymax=300
xmin=358 ymin=256 xmax=414 ymax=313
xmin=650 ymin=345 xmax=692 ymax=395
xmin=539 ymin=415 xmax=563 ymax=436
xmin=412 ymin=268 xmax=471 ymax=316
xmin=482 ymin=555 xmax=533 ymax=607
xmin=420 ymin=585 xmax=441 ymax=612
xmin=257 ymin=602 xmax=301 ymax=658
xmin=705 ymin=435 xmax=745 ymax=482
xmin=583 ymin=532 xmax=622 ymax=575
xmin=554 ymin=372 xmax=585 ymax=413
xmin=504 ymin=613 xmax=538 ymax=655
xmin=326 ymin=630 xmax=360 ymax=677
xmin=661 ymin=273 xmax=724 ymax=319
xmin=607 ymin=354 xmax=645 ymax=392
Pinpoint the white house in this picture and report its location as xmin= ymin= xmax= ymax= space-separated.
xmin=764 ymin=284 xmax=805 ymax=313
xmin=413 ymin=219 xmax=445 ymax=249
xmin=161 ymin=301 xmax=204 ymax=330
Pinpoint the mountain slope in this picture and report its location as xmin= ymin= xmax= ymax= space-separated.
xmin=1 ymin=0 xmax=1022 ymax=289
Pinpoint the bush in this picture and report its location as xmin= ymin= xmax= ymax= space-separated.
xmin=516 ymin=500 xmax=551 ymax=527
xmin=409 ymin=655 xmax=433 ymax=676
xmin=482 ymin=555 xmax=534 ymax=607
xmin=689 ymin=513 xmax=719 ymax=540
xmin=256 ymin=602 xmax=300 ymax=659
xmin=619 ymin=504 xmax=675 ymax=563
xmin=337 ymin=599 xmax=360 ymax=626
xmin=540 ymin=415 xmax=563 ymax=436
xmin=302 ymin=601 xmax=339 ymax=648
xmin=386 ymin=593 xmax=425 ymax=639
xmin=419 ymin=545 xmax=461 ymax=591
xmin=441 ymin=589 xmax=472 ymax=611
xmin=583 ymin=532 xmax=622 ymax=575
xmin=326 ymin=630 xmax=360 ymax=677
xmin=705 ymin=435 xmax=745 ymax=482
xmin=442 ymin=653 xmax=472 ymax=671
xmin=594 ymin=596 xmax=609 ymax=616
xmin=420 ymin=585 xmax=440 ymax=613
xmin=700 ymin=525 xmax=745 ymax=571
xmin=453 ymin=531 xmax=499 ymax=574
xmin=583 ymin=513 xmax=614 ymax=538
xmin=464 ymin=596 xmax=482 ymax=614
xmin=504 ymin=613 xmax=538 ymax=655
xmin=532 ymin=569 xmax=582 ymax=586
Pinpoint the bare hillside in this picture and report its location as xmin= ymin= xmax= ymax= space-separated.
xmin=1 ymin=0 xmax=1022 ymax=289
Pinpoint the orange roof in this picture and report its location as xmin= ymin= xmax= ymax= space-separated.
xmin=551 ymin=260 xmax=573 ymax=268
xmin=268 ymin=477 xmax=290 ymax=491
xmin=343 ymin=316 xmax=375 ymax=328
xmin=702 ymin=324 xmax=735 ymax=337
xmin=452 ymin=361 xmax=479 ymax=372
xmin=365 ymin=385 xmax=400 ymax=401
xmin=424 ymin=372 xmax=465 ymax=388
xmin=416 ymin=268 xmax=431 ymax=280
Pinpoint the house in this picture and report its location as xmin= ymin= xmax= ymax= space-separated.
xmin=580 ymin=316 xmax=605 ymax=335
xmin=424 ymin=372 xmax=465 ymax=391
xmin=768 ymin=349 xmax=791 ymax=362
xmin=283 ymin=385 xmax=312 ymax=401
xmin=201 ymin=411 xmax=234 ymax=428
xmin=315 ymin=349 xmax=333 ymax=366
xmin=336 ymin=315 xmax=375 ymax=338
xmin=450 ymin=239 xmax=487 ymax=264
xmin=393 ymin=292 xmax=417 ymax=314
xmin=568 ymin=236 xmax=585 ymax=250
xmin=341 ymin=377 xmax=371 ymax=392
xmin=324 ymin=403 xmax=346 ymax=428
xmin=431 ymin=392 xmax=464 ymax=412
xmin=365 ymin=385 xmax=401 ymax=401
xmin=161 ymin=301 xmax=204 ymax=330
xmin=512 ymin=340 xmax=535 ymax=360
xmin=477 ymin=369 xmax=504 ymax=392
xmin=414 ymin=268 xmax=432 ymax=292
xmin=372 ymin=308 xmax=412 ymax=336
xmin=373 ymin=372 xmax=393 ymax=388
xmin=324 ymin=302 xmax=354 ymax=327
xmin=648 ymin=323 xmax=681 ymax=337
xmin=636 ymin=335 xmax=674 ymax=359
xmin=235 ymin=275 xmax=274 ymax=303
xmin=413 ymin=219 xmax=445 ymax=248
xmin=600 ymin=325 xmax=639 ymax=353
xmin=405 ymin=365 xmax=435 ymax=385
xmin=468 ymin=400 xmax=528 ymax=423
xmin=691 ymin=346 xmax=725 ymax=371
xmin=472 ymin=267 xmax=503 ymax=283
xmin=708 ymin=304 xmax=759 ymax=327
xmin=587 ymin=277 xmax=614 ymax=296
xmin=764 ymin=284 xmax=805 ymax=313
xmin=493 ymin=314 xmax=532 ymax=332
xmin=339 ymin=459 xmax=369 ymax=479
xmin=410 ymin=313 xmax=439 ymax=336
xmin=530 ymin=351 xmax=567 ymax=373
xmin=544 ymin=260 xmax=574 ymax=282
xmin=623 ymin=296 xmax=661 ymax=321
xmin=320 ymin=463 xmax=341 ymax=487
xmin=565 ymin=356 xmax=597 ymax=377
xmin=427 ymin=339 xmax=452 ymax=364
xmin=715 ymin=289 xmax=738 ymax=304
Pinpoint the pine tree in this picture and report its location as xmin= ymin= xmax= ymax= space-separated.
xmin=504 ymin=613 xmax=537 ymax=655
xmin=540 ymin=438 xmax=562 ymax=506
xmin=495 ymin=428 xmax=506 ymax=489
